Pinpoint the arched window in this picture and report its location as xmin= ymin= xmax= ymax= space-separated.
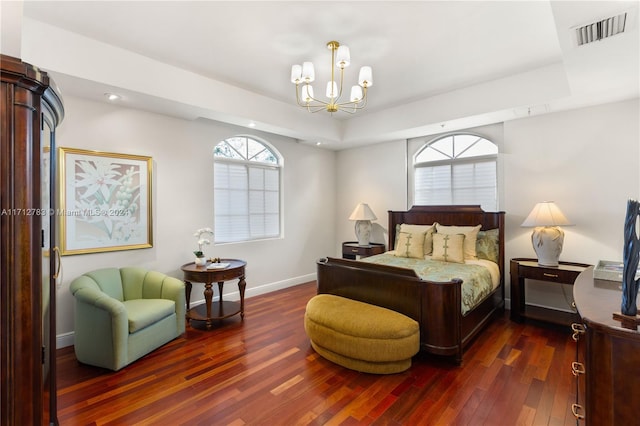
xmin=213 ymin=136 xmax=282 ymax=243
xmin=413 ymin=133 xmax=498 ymax=211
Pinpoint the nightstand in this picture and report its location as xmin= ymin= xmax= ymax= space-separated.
xmin=342 ymin=242 xmax=385 ymax=259
xmin=510 ymin=258 xmax=591 ymax=326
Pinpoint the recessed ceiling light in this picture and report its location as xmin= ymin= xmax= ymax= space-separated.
xmin=105 ymin=93 xmax=121 ymax=101
xmin=248 ymin=121 xmax=256 ymax=128
xmin=316 ymin=142 xmax=322 ymax=146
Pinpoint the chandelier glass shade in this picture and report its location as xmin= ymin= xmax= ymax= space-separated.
xmin=290 ymin=41 xmax=372 ymax=114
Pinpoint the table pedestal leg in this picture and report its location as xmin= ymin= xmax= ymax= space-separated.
xmin=217 ymin=281 xmax=224 ymax=317
xmin=185 ymin=281 xmax=192 ymax=324
xmin=204 ymin=282 xmax=213 ymax=328
xmin=239 ymin=276 xmax=246 ymax=319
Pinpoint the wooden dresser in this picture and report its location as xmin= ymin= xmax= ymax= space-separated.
xmin=572 ymin=267 xmax=640 ymax=425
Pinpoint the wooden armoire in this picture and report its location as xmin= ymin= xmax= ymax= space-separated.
xmin=1 ymin=54 xmax=64 ymax=425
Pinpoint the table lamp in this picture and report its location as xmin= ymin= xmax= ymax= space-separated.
xmin=349 ymin=203 xmax=377 ymax=246
xmin=521 ymin=201 xmax=573 ymax=267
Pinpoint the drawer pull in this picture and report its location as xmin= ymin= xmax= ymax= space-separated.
xmin=351 ymin=249 xmax=358 ymax=253
xmin=571 ymin=403 xmax=585 ymax=420
xmin=543 ymin=273 xmax=559 ymax=278
xmin=571 ymin=323 xmax=585 ymax=341
xmin=571 ymin=361 xmax=585 ymax=376
xmin=571 ymin=323 xmax=585 ymax=332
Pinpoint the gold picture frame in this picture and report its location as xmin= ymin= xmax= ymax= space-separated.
xmin=59 ymin=147 xmax=153 ymax=255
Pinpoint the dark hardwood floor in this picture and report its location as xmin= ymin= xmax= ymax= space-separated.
xmin=56 ymin=281 xmax=578 ymax=425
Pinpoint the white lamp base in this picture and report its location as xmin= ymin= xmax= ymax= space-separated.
xmin=531 ymin=226 xmax=565 ymax=267
xmin=354 ymin=220 xmax=372 ymax=246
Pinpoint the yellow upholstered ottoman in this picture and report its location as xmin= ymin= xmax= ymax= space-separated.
xmin=304 ymin=294 xmax=420 ymax=374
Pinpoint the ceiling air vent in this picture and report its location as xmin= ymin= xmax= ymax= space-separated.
xmin=575 ymin=13 xmax=627 ymax=46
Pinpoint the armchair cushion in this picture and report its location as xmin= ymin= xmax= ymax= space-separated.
xmin=124 ymin=299 xmax=176 ymax=333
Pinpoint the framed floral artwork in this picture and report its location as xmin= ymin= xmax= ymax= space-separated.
xmin=59 ymin=148 xmax=153 ymax=255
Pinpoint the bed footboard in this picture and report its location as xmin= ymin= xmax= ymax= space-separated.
xmin=316 ymin=257 xmax=423 ymax=321
xmin=316 ymin=257 xmax=467 ymax=362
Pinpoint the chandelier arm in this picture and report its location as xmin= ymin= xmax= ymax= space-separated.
xmin=294 ymin=83 xmax=313 ymax=108
xmin=302 ymin=102 xmax=327 ymax=113
xmin=351 ymin=86 xmax=369 ymax=110
xmin=333 ymin=101 xmax=365 ymax=113
xmin=335 ymin=66 xmax=345 ymax=104
xmin=356 ymin=89 xmax=369 ymax=109
xmin=306 ymin=92 xmax=329 ymax=107
xmin=335 ymin=87 xmax=368 ymax=110
xmin=295 ymin=83 xmax=331 ymax=109
xmin=294 ymin=83 xmax=306 ymax=107
xmin=339 ymin=107 xmax=358 ymax=114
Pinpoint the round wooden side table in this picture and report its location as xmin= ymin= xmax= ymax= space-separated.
xmin=181 ymin=259 xmax=246 ymax=328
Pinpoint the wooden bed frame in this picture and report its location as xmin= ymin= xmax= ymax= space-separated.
xmin=316 ymin=205 xmax=505 ymax=364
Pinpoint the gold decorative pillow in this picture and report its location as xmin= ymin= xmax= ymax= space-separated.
xmin=432 ymin=233 xmax=465 ymax=263
xmin=397 ymin=223 xmax=436 ymax=256
xmin=435 ymin=224 xmax=482 ymax=260
xmin=476 ymin=228 xmax=500 ymax=263
xmin=394 ymin=231 xmax=426 ymax=259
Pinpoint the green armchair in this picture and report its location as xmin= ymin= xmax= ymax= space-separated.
xmin=69 ymin=267 xmax=185 ymax=371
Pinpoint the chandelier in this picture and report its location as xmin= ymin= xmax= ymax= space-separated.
xmin=290 ymin=40 xmax=373 ymax=114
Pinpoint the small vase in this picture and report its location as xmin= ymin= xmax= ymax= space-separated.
xmin=194 ymin=257 xmax=207 ymax=266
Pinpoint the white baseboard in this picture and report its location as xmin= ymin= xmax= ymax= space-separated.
xmin=189 ymin=272 xmax=316 ymax=306
xmin=56 ymin=272 xmax=317 ymax=349
xmin=56 ymin=331 xmax=75 ymax=349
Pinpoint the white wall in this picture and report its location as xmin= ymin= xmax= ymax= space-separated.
xmin=504 ymin=98 xmax=639 ymax=310
xmin=55 ymin=96 xmax=336 ymax=346
xmin=337 ymin=98 xmax=640 ymax=311
xmin=335 ymin=140 xmax=408 ymax=253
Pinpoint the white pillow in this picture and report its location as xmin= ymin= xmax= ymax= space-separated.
xmin=397 ymin=223 xmax=435 ymax=256
xmin=435 ymin=223 xmax=482 ymax=260
xmin=394 ymin=230 xmax=426 ymax=259
xmin=432 ymin=233 xmax=465 ymax=263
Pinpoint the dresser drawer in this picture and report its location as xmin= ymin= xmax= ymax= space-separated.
xmin=342 ymin=242 xmax=385 ymax=259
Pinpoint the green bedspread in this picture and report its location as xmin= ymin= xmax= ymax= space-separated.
xmin=360 ymin=253 xmax=495 ymax=315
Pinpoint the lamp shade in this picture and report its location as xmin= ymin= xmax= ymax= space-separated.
xmin=521 ymin=202 xmax=572 ymax=227
xmin=301 ymin=84 xmax=314 ymax=103
xmin=350 ymin=85 xmax=363 ymax=102
xmin=358 ymin=66 xmax=373 ymax=88
xmin=290 ymin=64 xmax=302 ymax=83
xmin=326 ymin=81 xmax=338 ymax=99
xmin=301 ymin=62 xmax=315 ymax=82
xmin=335 ymin=45 xmax=350 ymax=67
xmin=349 ymin=203 xmax=377 ymax=221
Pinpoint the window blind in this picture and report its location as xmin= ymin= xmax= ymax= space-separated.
xmin=415 ymin=159 xmax=497 ymax=211
xmin=214 ymin=162 xmax=280 ymax=243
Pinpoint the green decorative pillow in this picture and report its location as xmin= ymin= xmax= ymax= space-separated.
xmin=476 ymin=228 xmax=500 ymax=263
xmin=432 ymin=233 xmax=465 ymax=263
xmin=397 ymin=223 xmax=435 ymax=256
xmin=435 ymin=223 xmax=481 ymax=260
xmin=394 ymin=231 xmax=426 ymax=259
